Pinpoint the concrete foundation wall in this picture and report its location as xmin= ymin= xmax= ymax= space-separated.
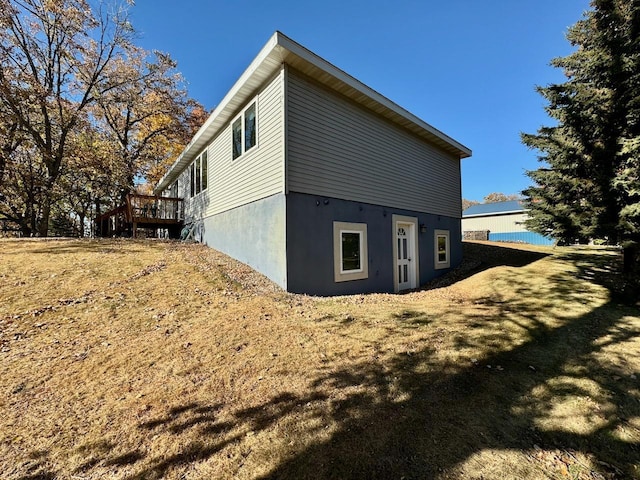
xmin=196 ymin=192 xmax=462 ymax=296
xmin=201 ymin=193 xmax=287 ymax=289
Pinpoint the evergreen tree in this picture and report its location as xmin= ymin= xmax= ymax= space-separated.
xmin=522 ymin=0 xmax=640 ymax=287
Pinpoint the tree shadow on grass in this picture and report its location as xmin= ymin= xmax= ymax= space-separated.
xmin=416 ymin=241 xmax=551 ymax=293
xmin=131 ymin=246 xmax=637 ymax=479
xmin=462 ymin=241 xmax=551 ymax=269
xmin=122 ymin=392 xmax=330 ymax=480
xmin=15 ymin=449 xmax=56 ymax=480
xmin=391 ymin=309 xmax=433 ymax=327
xmin=253 ymin=301 xmax=638 ymax=479
xmin=17 ymin=246 xmax=638 ymax=479
xmin=252 ymin=249 xmax=639 ymax=479
xmin=126 ymin=246 xmax=635 ymax=479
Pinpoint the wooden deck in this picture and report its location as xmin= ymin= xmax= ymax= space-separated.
xmin=96 ymin=194 xmax=184 ymax=238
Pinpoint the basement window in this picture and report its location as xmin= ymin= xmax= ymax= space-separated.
xmin=232 ymin=101 xmax=257 ymax=160
xmin=434 ymin=229 xmax=450 ymax=269
xmin=333 ymin=222 xmax=368 ymax=282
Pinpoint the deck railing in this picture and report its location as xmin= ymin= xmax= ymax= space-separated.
xmin=96 ymin=193 xmax=184 ymax=237
xmin=127 ymin=194 xmax=184 ymax=222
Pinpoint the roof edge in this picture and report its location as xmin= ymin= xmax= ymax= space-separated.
xmin=155 ymin=32 xmax=282 ymax=193
xmin=275 ymin=32 xmax=472 ymax=158
xmin=462 ymin=209 xmax=527 ymax=218
xmin=155 ymin=31 xmax=472 ymax=193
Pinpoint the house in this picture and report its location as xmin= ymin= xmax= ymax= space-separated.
xmin=154 ymin=32 xmax=472 ymax=295
xmin=462 ymin=200 xmax=554 ymax=246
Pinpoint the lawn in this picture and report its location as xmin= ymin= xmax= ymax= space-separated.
xmin=0 ymin=239 xmax=638 ymax=479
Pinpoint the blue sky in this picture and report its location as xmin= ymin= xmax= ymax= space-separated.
xmin=130 ymin=0 xmax=590 ymax=202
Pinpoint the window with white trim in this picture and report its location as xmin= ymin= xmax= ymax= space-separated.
xmin=333 ymin=222 xmax=368 ymax=282
xmin=189 ymin=150 xmax=208 ymax=197
xmin=434 ymin=229 xmax=450 ymax=269
xmin=232 ymin=101 xmax=257 ymax=160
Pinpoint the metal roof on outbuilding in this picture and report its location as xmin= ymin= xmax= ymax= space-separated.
xmin=462 ymin=200 xmax=525 ymax=217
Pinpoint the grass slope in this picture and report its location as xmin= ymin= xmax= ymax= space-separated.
xmin=0 ymin=239 xmax=638 ymax=479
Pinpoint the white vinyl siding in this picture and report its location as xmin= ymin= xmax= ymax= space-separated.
xmin=182 ymin=69 xmax=284 ymax=221
xmin=286 ymin=69 xmax=462 ymax=218
xmin=179 ymin=162 xmax=206 ymax=220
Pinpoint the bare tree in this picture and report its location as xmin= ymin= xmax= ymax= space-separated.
xmin=483 ymin=192 xmax=522 ymax=204
xmin=93 ymin=47 xmax=192 ymax=197
xmin=0 ymin=0 xmax=134 ymax=235
xmin=0 ymin=105 xmax=23 ymax=187
xmin=462 ymin=198 xmax=480 ymax=212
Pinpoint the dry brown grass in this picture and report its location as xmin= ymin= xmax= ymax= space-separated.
xmin=0 ymin=239 xmax=638 ymax=479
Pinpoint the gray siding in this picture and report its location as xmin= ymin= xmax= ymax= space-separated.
xmin=180 ymin=68 xmax=285 ymax=222
xmin=286 ymin=69 xmax=462 ymax=218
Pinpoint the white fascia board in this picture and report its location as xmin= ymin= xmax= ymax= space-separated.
xmin=275 ymin=32 xmax=472 ymax=159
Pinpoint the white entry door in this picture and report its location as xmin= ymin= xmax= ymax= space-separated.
xmin=396 ymin=222 xmax=416 ymax=290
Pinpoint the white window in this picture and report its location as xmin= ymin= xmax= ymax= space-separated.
xmin=190 ymin=163 xmax=195 ymax=197
xmin=232 ymin=101 xmax=257 ymax=160
xmin=190 ymin=150 xmax=208 ymax=197
xmin=434 ymin=229 xmax=450 ymax=269
xmin=201 ymin=151 xmax=208 ymax=191
xmin=333 ymin=222 xmax=368 ymax=282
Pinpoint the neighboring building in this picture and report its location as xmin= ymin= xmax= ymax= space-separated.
xmin=155 ymin=32 xmax=471 ymax=295
xmin=462 ymin=200 xmax=554 ymax=246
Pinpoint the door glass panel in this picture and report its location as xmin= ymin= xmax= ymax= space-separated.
xmin=396 ymin=222 xmax=416 ymax=289
xmin=438 ymin=235 xmax=447 ymax=262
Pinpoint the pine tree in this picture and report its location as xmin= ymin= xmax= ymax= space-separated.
xmin=522 ymin=0 xmax=640 ymax=290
